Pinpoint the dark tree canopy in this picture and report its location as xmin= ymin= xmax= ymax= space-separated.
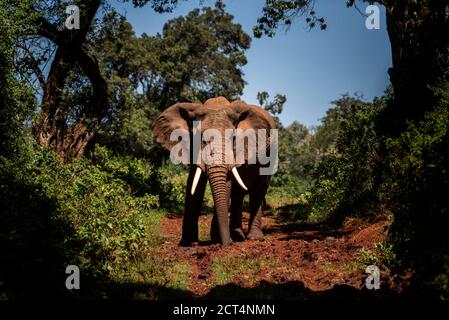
xmin=151 ymin=2 xmax=251 ymax=107
xmin=10 ymin=0 xmax=250 ymax=160
xmin=254 ymin=0 xmax=449 ymax=130
xmin=87 ymin=2 xmax=251 ymax=156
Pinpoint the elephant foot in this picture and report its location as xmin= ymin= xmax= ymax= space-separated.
xmin=247 ymin=228 xmax=264 ymax=241
xmin=230 ymin=228 xmax=246 ymax=242
xmin=221 ymin=239 xmax=233 ymax=246
xmin=178 ymin=237 xmax=199 ymax=247
xmin=211 ymin=235 xmax=233 ymax=246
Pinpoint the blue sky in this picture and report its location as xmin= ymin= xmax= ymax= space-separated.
xmin=111 ymin=0 xmax=391 ymax=127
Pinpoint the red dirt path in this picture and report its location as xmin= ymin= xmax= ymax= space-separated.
xmin=159 ymin=212 xmax=397 ymax=299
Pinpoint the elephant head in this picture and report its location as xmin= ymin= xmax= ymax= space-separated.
xmin=152 ymin=96 xmax=276 ymax=244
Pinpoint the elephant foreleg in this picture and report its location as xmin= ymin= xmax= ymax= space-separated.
xmin=247 ymin=186 xmax=267 ymax=241
xmin=230 ymin=187 xmax=245 ymax=242
xmin=179 ymin=167 xmax=207 ymax=246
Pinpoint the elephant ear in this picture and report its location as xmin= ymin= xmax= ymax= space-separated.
xmin=228 ymin=100 xmax=277 ymax=164
xmin=152 ymin=102 xmax=202 ymax=151
xmin=230 ymin=100 xmax=276 ymax=132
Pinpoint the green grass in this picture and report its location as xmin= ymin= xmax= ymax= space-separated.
xmin=198 ymin=219 xmax=211 ymax=242
xmin=355 ymin=242 xmax=395 ymax=269
xmin=167 ymin=262 xmax=191 ymax=291
xmin=319 ymin=263 xmax=338 ymax=272
xmin=344 ymin=241 xmax=395 ymax=273
xmin=107 ymin=208 xmax=191 ymax=298
xmin=345 ymin=261 xmax=361 ymax=273
xmin=212 ymin=255 xmax=278 ymax=286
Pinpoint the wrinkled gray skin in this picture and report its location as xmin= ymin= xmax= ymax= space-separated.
xmin=152 ymin=97 xmax=276 ymax=245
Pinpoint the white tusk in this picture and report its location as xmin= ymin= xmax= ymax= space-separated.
xmin=232 ymin=167 xmax=248 ymax=191
xmin=191 ymin=167 xmax=202 ymax=195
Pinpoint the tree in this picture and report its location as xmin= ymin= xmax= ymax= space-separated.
xmin=88 ymin=3 xmax=251 ymax=157
xmin=10 ymin=0 xmax=256 ymax=161
xmin=151 ymin=1 xmax=251 ymax=108
xmin=257 ymin=91 xmax=286 ymax=116
xmin=253 ymin=0 xmax=449 ymax=294
xmin=27 ymin=0 xmax=108 ymax=161
xmin=12 ymin=0 xmax=186 ymax=161
xmin=254 ymin=0 xmax=449 ymax=132
xmin=0 ymin=0 xmax=36 ymax=157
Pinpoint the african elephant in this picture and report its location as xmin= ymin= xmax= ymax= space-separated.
xmin=152 ymin=96 xmax=277 ymax=246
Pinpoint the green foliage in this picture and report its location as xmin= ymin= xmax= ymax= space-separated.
xmin=156 ymin=161 xmax=214 ymax=212
xmin=0 ymin=153 xmax=75 ymax=298
xmin=156 ymin=161 xmax=189 ymax=211
xmin=154 ymin=1 xmax=251 ymax=104
xmin=306 ymin=166 xmax=344 ymax=223
xmin=128 ymin=0 xmax=181 ymax=12
xmin=279 ymin=94 xmax=385 ymax=223
xmin=93 ymin=4 xmax=251 ymax=156
xmin=253 ymin=0 xmax=327 ymax=38
xmin=355 ymin=242 xmax=396 ymax=270
xmin=33 ymin=147 xmax=159 ymax=270
xmin=384 ymin=80 xmax=449 ymax=295
xmin=94 ymin=145 xmax=157 ymax=196
xmin=0 ymin=0 xmax=37 ymax=156
xmin=292 ymin=81 xmax=449 ymax=297
xmin=2 ymin=0 xmax=447 ymax=300
xmin=258 ymin=91 xmax=287 ymax=116
xmin=0 ymin=143 xmax=160 ymax=298
xmin=261 ymin=91 xmax=313 ymax=202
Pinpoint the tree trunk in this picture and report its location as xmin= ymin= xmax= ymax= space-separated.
xmin=382 ymin=1 xmax=449 ymax=134
xmin=32 ymin=0 xmax=107 ymax=162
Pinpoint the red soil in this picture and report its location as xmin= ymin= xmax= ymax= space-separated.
xmin=159 ymin=212 xmax=398 ymax=299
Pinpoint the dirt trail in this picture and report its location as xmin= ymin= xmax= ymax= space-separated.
xmin=160 ymin=212 xmax=395 ymax=299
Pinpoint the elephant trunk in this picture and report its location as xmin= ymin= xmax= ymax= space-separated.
xmin=207 ymin=164 xmax=232 ymax=245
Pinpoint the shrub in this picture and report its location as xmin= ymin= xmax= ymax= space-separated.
xmin=299 ymin=96 xmax=386 ymax=224
xmin=156 ymin=161 xmax=189 ymax=211
xmin=94 ymin=145 xmax=156 ymax=196
xmin=0 ymin=144 xmax=160 ymax=298
xmin=384 ymin=81 xmax=449 ymax=296
xmin=32 ymin=147 xmax=159 ymax=271
xmin=156 ymin=161 xmax=214 ymax=213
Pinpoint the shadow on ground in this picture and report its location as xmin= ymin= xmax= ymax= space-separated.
xmin=203 ymin=280 xmax=402 ymax=300
xmin=92 ymin=277 xmax=406 ymax=300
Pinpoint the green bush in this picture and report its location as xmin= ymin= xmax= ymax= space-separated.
xmin=156 ymin=161 xmax=189 ymax=211
xmin=0 ymin=144 xmax=160 ymax=298
xmin=384 ymin=81 xmax=449 ymax=296
xmin=0 ymin=153 xmax=76 ymax=298
xmin=156 ymin=161 xmax=214 ymax=213
xmin=298 ymin=96 xmax=386 ymax=224
xmin=32 ymin=147 xmax=159 ymax=271
xmin=267 ymin=175 xmax=310 ymax=211
xmin=355 ymin=242 xmax=396 ymax=271
xmin=297 ymin=81 xmax=449 ymax=297
xmin=94 ymin=145 xmax=156 ymax=196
